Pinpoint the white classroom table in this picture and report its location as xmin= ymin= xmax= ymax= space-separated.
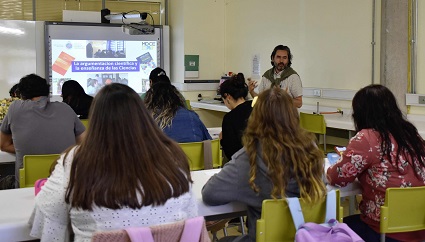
xmin=0 ymin=166 xmax=360 ymax=242
xmin=191 ymin=101 xmax=355 ymax=131
xmin=0 ymin=169 xmax=246 ymax=241
xmin=0 ymin=151 xmax=15 ymax=163
xmin=192 ymin=101 xmax=425 ymax=138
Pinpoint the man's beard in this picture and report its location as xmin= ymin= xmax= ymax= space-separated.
xmin=275 ymin=62 xmax=286 ymax=71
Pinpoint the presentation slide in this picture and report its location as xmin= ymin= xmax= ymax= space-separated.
xmin=50 ymin=39 xmax=158 ymax=96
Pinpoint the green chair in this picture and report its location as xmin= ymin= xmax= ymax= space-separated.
xmin=80 ymin=119 xmax=89 ymax=129
xmin=299 ymin=112 xmax=332 ymax=153
xmin=19 ymin=154 xmax=60 ymax=188
xmin=179 ymin=139 xmax=222 ymax=171
xmin=256 ymin=190 xmax=343 ymax=242
xmin=380 ymin=186 xmax=425 ymax=242
xmin=185 ymin=100 xmax=192 ymax=110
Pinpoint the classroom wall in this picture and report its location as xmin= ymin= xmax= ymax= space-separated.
xmin=224 ymin=0 xmax=380 ymax=90
xmin=411 ymin=1 xmax=425 ymax=115
xmin=169 ymin=0 xmax=380 ymax=112
xmin=169 ymin=0 xmax=225 ymax=82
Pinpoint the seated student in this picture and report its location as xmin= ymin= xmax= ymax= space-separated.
xmin=202 ymin=88 xmax=326 ymax=242
xmin=144 ymin=79 xmax=211 ymax=143
xmin=0 ymin=74 xmax=85 ymax=188
xmin=9 ymin=83 xmax=20 ymax=98
xmin=61 ymin=80 xmax=94 ymax=119
xmin=29 ymin=83 xmax=198 ymax=241
xmin=327 ymin=84 xmax=425 ymax=242
xmin=140 ymin=67 xmax=167 ymax=99
xmin=219 ymin=73 xmax=252 ymax=160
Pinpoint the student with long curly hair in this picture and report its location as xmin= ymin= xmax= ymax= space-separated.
xmin=202 ymin=87 xmax=326 ymax=242
xmin=29 ymin=84 xmax=198 ymax=241
xmin=144 ymin=77 xmax=211 ymax=142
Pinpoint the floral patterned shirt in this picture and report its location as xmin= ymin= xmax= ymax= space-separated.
xmin=327 ymin=129 xmax=425 ymax=241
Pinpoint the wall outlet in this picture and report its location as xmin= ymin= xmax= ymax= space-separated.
xmin=419 ymin=96 xmax=425 ymax=104
xmin=313 ymin=89 xmax=322 ymax=97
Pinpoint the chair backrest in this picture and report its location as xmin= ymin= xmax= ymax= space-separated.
xmin=256 ymin=190 xmax=343 ymax=242
xmin=179 ymin=139 xmax=222 ymax=170
xmin=185 ymin=100 xmax=191 ymax=110
xmin=80 ymin=119 xmax=89 ymax=129
xmin=299 ymin=112 xmax=326 ymax=135
xmin=19 ymin=154 xmax=60 ymax=188
xmin=91 ymin=216 xmax=210 ymax=242
xmin=380 ymin=186 xmax=425 ymax=237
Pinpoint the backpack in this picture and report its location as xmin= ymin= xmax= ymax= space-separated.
xmin=287 ymin=190 xmax=364 ymax=242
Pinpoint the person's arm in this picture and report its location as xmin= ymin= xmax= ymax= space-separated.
xmin=287 ymin=74 xmax=303 ymax=108
xmin=74 ymin=114 xmax=86 ymax=144
xmin=248 ymin=78 xmax=258 ymax=97
xmin=202 ymin=159 xmax=242 ymax=205
xmin=0 ymin=132 xmax=15 ymax=154
xmin=326 ymin=130 xmax=371 ymax=186
xmin=293 ymin=96 xmax=303 ymax=108
xmin=75 ymin=131 xmax=85 ymax=144
xmin=220 ymin=114 xmax=241 ymax=159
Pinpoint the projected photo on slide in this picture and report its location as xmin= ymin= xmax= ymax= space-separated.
xmin=50 ymin=39 xmax=158 ymax=96
xmin=86 ymin=73 xmax=129 ymax=96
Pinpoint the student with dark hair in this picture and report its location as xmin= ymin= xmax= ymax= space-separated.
xmin=248 ymin=45 xmax=303 ymax=108
xmin=140 ymin=67 xmax=168 ymax=99
xmin=203 ymin=88 xmax=326 ymax=242
xmin=62 ymin=80 xmax=93 ymax=119
xmin=219 ymin=73 xmax=252 ymax=160
xmin=0 ymin=74 xmax=85 ymax=187
xmin=9 ymin=84 xmax=20 ymax=98
xmin=327 ymin=84 xmax=425 ymax=242
xmin=145 ymin=79 xmax=211 ymax=143
xmin=30 ymin=83 xmax=198 ymax=241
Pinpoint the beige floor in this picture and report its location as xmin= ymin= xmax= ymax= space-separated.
xmin=208 ymin=196 xmax=361 ymax=241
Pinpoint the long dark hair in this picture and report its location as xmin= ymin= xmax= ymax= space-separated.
xmin=62 ymin=80 xmax=93 ymax=118
xmin=65 ymin=83 xmax=191 ymax=210
xmin=352 ymin=84 xmax=425 ymax=167
xmin=219 ymin=73 xmax=248 ymax=100
xmin=144 ymin=79 xmax=187 ymax=129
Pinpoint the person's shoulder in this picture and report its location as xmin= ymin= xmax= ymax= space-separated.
xmin=231 ymin=148 xmax=249 ymax=164
xmin=352 ymin=129 xmax=377 ymax=142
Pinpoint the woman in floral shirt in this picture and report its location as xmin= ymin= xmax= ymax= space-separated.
xmin=327 ymin=84 xmax=425 ymax=242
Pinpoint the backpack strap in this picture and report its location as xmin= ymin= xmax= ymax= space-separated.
xmin=325 ymin=190 xmax=336 ymax=222
xmin=179 ymin=216 xmax=204 ymax=242
xmin=202 ymin=140 xmax=213 ymax=169
xmin=287 ymin=190 xmax=337 ymax=229
xmin=125 ymin=227 xmax=154 ymax=242
xmin=287 ymin=197 xmax=305 ymax=229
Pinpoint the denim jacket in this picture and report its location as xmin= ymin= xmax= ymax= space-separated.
xmin=162 ymin=107 xmax=212 ymax=143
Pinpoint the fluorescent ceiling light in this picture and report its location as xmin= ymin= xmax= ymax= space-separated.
xmin=0 ymin=26 xmax=25 ymax=36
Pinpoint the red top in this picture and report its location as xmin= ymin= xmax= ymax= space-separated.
xmin=327 ymin=129 xmax=425 ymax=241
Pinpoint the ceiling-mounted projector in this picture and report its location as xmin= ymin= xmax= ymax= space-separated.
xmin=102 ymin=10 xmax=155 ymax=35
xmin=122 ymin=23 xmax=154 ymax=35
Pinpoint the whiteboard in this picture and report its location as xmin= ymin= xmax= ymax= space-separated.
xmin=0 ymin=20 xmax=44 ymax=98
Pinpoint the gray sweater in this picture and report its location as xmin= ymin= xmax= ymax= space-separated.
xmin=202 ymin=148 xmax=300 ymax=242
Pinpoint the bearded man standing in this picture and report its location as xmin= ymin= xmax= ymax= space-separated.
xmin=248 ymin=45 xmax=303 ymax=108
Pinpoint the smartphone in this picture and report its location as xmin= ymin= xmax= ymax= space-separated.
xmin=334 ymin=146 xmax=346 ymax=155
